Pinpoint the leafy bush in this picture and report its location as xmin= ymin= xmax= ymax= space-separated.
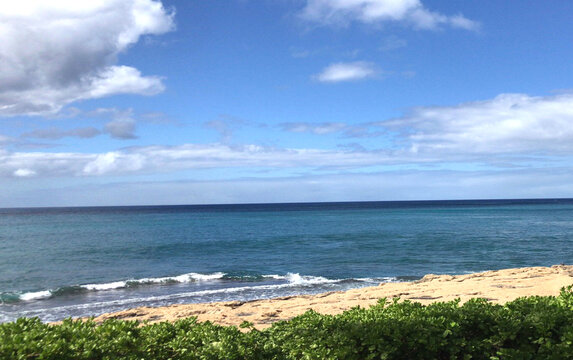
xmin=2 ymin=286 xmax=573 ymax=359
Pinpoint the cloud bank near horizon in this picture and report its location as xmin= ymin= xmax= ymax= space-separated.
xmin=3 ymin=92 xmax=573 ymax=180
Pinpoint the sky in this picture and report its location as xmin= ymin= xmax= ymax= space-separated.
xmin=2 ymin=0 xmax=573 ymax=207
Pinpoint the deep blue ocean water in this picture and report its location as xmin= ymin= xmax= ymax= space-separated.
xmin=1 ymin=199 xmax=573 ymax=323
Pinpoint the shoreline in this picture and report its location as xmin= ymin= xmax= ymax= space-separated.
xmin=91 ymin=265 xmax=573 ymax=329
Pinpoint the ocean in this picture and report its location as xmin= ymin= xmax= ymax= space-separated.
xmin=1 ymin=199 xmax=572 ymax=323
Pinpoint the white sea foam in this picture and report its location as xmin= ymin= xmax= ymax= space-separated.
xmin=284 ymin=273 xmax=337 ymax=285
xmin=134 ymin=272 xmax=226 ymax=285
xmin=82 ymin=281 xmax=127 ymax=291
xmin=263 ymin=273 xmax=339 ymax=285
xmin=19 ymin=279 xmax=346 ymax=316
xmin=187 ymin=272 xmax=226 ymax=281
xmin=9 ymin=274 xmax=383 ymax=322
xmin=11 ymin=272 xmax=371 ymax=312
xmin=20 ymin=290 xmax=52 ymax=301
xmin=80 ymin=272 xmax=226 ymax=292
xmin=76 ymin=272 xmax=350 ymax=296
xmin=356 ymin=277 xmax=399 ymax=283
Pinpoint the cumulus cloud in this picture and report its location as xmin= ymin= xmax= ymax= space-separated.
xmin=314 ymin=61 xmax=378 ymax=82
xmin=300 ymin=0 xmax=479 ymax=30
xmin=83 ymin=152 xmax=145 ymax=175
xmin=382 ymin=93 xmax=573 ymax=155
xmin=0 ymin=0 xmax=174 ymax=116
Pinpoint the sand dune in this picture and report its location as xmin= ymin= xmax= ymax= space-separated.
xmin=92 ymin=265 xmax=573 ymax=330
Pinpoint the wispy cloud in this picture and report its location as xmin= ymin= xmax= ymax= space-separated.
xmin=279 ymin=122 xmax=384 ymax=138
xmin=379 ymin=36 xmax=407 ymax=51
xmin=300 ymin=0 xmax=479 ymax=31
xmin=21 ymin=127 xmax=101 ymax=140
xmin=0 ymin=134 xmax=18 ymax=150
xmin=17 ymin=107 xmax=148 ymax=142
xmin=104 ymin=119 xmax=137 ymax=140
xmin=90 ymin=108 xmax=139 ymax=139
xmin=0 ymin=0 xmax=174 ymax=116
xmin=204 ymin=115 xmax=255 ymax=144
xmin=0 ymin=140 xmax=420 ymax=179
xmin=314 ymin=61 xmax=379 ymax=83
xmin=280 ymin=122 xmax=347 ymax=135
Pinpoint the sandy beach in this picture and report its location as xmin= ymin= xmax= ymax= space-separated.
xmin=91 ymin=265 xmax=573 ymax=329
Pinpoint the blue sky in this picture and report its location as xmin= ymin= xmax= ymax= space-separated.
xmin=2 ymin=0 xmax=573 ymax=207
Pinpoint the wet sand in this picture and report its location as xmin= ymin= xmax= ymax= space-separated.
xmin=92 ymin=265 xmax=573 ymax=329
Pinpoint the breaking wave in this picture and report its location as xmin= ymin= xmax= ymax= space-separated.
xmin=0 ymin=272 xmax=398 ymax=305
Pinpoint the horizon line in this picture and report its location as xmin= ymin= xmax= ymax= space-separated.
xmin=2 ymin=197 xmax=572 ymax=211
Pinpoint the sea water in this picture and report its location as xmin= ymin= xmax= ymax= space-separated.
xmin=1 ymin=199 xmax=572 ymax=323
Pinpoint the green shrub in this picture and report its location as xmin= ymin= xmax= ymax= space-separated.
xmin=2 ymin=286 xmax=573 ymax=359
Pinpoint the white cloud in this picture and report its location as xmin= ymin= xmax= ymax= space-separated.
xmin=314 ymin=61 xmax=378 ymax=82
xmin=83 ymin=152 xmax=145 ymax=175
xmin=87 ymin=66 xmax=165 ymax=99
xmin=276 ymin=92 xmax=573 ymax=157
xmin=0 ymin=144 xmax=394 ymax=179
xmin=13 ymin=168 xmax=36 ymax=177
xmin=0 ymin=0 xmax=174 ymax=116
xmin=0 ymin=151 xmax=92 ymax=178
xmin=300 ymin=0 xmax=479 ymax=31
xmin=382 ymin=93 xmax=573 ymax=155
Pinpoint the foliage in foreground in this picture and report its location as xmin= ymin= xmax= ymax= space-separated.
xmin=2 ymin=286 xmax=573 ymax=360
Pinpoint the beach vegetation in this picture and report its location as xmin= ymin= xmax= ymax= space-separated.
xmin=1 ymin=286 xmax=573 ymax=359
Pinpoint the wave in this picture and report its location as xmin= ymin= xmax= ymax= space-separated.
xmin=267 ymin=273 xmax=340 ymax=285
xmin=81 ymin=272 xmax=226 ymax=291
xmin=1 ymin=272 xmax=226 ymax=304
xmin=19 ymin=290 xmax=52 ymax=301
xmin=10 ymin=275 xmax=395 ymax=322
xmin=1 ymin=272 xmax=399 ymax=305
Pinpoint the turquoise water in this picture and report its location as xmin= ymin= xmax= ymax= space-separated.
xmin=1 ymin=199 xmax=572 ymax=322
